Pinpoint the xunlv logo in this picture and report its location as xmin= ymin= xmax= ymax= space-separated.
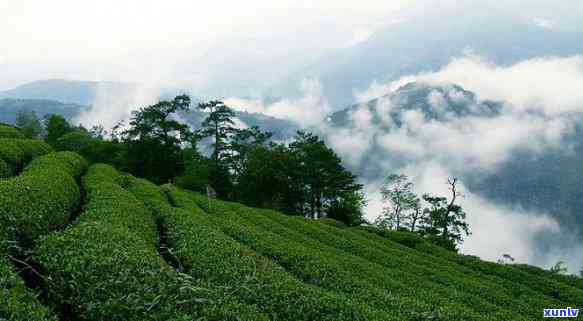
xmin=544 ymin=307 xmax=579 ymax=318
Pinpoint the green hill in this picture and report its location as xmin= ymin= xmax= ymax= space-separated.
xmin=0 ymin=130 xmax=579 ymax=321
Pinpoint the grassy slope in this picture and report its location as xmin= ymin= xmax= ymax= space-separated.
xmin=0 ymin=142 xmax=576 ymax=321
xmin=167 ymin=189 xmax=577 ymax=321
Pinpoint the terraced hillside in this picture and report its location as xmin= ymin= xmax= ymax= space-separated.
xmin=0 ymin=130 xmax=579 ymax=321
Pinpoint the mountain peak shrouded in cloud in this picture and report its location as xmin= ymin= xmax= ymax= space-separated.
xmin=268 ymin=1 xmax=583 ymax=109
xmin=329 ymin=82 xmax=502 ymax=128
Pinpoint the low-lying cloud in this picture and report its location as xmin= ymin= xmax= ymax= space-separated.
xmin=225 ymin=78 xmax=331 ymax=127
xmin=320 ymin=55 xmax=583 ymax=272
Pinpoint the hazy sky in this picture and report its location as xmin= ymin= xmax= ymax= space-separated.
xmin=0 ymin=1 xmax=410 ymax=64
xmin=2 ymin=0 xmax=582 ymax=89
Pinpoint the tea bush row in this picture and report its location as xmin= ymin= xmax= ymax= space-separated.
xmin=173 ymin=191 xmax=506 ymax=321
xmin=0 ymin=151 xmax=86 ymax=245
xmin=34 ymin=164 xmax=267 ymax=321
xmin=148 ymin=184 xmax=392 ymax=321
xmin=254 ymin=209 xmax=561 ymax=319
xmin=0 ymin=222 xmax=58 ymax=321
xmin=0 ymin=139 xmax=53 ymax=175
xmin=0 ymin=256 xmax=57 ymax=321
xmin=0 ymin=126 xmax=25 ymax=139
xmin=227 ymin=202 xmax=534 ymax=321
xmin=355 ymin=226 xmax=583 ymax=306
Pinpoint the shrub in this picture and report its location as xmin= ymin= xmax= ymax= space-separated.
xmin=55 ymin=131 xmax=96 ymax=153
xmin=0 ymin=125 xmax=25 ymax=139
xmin=318 ymin=218 xmax=347 ymax=228
xmin=0 ymin=158 xmax=11 ymax=179
xmin=170 ymin=191 xmax=505 ymax=321
xmin=129 ymin=182 xmax=389 ymax=321
xmin=0 ymin=256 xmax=57 ymax=321
xmin=0 ymin=151 xmax=86 ymax=245
xmin=0 ymin=140 xmax=26 ymax=168
xmin=355 ymin=225 xmax=583 ymax=308
xmin=0 ymin=139 xmax=53 ymax=174
xmin=34 ymin=164 xmax=267 ymax=321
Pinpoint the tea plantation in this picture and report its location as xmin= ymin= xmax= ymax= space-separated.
xmin=0 ymin=131 xmax=580 ymax=321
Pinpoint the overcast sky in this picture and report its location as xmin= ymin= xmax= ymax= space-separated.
xmin=2 ymin=0 xmax=582 ymax=90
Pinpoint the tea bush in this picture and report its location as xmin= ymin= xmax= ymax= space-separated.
xmin=355 ymin=225 xmax=583 ymax=307
xmin=34 ymin=164 xmax=267 ymax=321
xmin=0 ymin=139 xmax=53 ymax=174
xmin=0 ymin=151 xmax=86 ymax=245
xmin=0 ymin=126 xmax=25 ymax=139
xmin=129 ymin=181 xmax=391 ymax=321
xmin=0 ymin=256 xmax=57 ymax=321
xmin=0 ymin=158 xmax=11 ymax=179
xmin=173 ymin=191 xmax=512 ymax=321
xmin=253 ymin=208 xmax=565 ymax=320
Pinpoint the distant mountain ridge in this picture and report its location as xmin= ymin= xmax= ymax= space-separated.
xmin=328 ymin=82 xmax=503 ymax=128
xmin=0 ymin=79 xmax=136 ymax=106
xmin=0 ymin=79 xmax=299 ymax=140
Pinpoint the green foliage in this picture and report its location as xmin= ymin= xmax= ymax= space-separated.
xmin=0 ymin=256 xmax=57 ymax=321
xmin=0 ymin=151 xmax=86 ymax=245
xmin=288 ymin=131 xmax=363 ymax=219
xmin=177 ymin=192 xmax=516 ymax=321
xmin=34 ymin=164 xmax=267 ymax=321
xmin=165 ymin=188 xmax=392 ymax=320
xmin=175 ymin=149 xmax=211 ymax=193
xmin=0 ymin=140 xmax=26 ymax=168
xmin=0 ymin=139 xmax=53 ymax=175
xmin=358 ymin=226 xmax=583 ymax=306
xmin=197 ymin=100 xmax=237 ymax=197
xmin=0 ymin=158 xmax=12 ymax=179
xmin=236 ymin=144 xmax=295 ymax=210
xmin=197 ymin=100 xmax=236 ymax=162
xmin=123 ymin=95 xmax=193 ymax=184
xmin=318 ymin=218 xmax=348 ymax=228
xmin=15 ymin=110 xmax=43 ymax=139
xmin=128 ymin=181 xmax=386 ymax=321
xmin=378 ymin=174 xmax=419 ymax=230
xmin=550 ymin=261 xmax=569 ymax=275
xmin=55 ymin=130 xmax=96 ymax=152
xmin=43 ymin=114 xmax=73 ymax=146
xmin=325 ymin=191 xmax=367 ymax=227
xmin=0 ymin=125 xmax=25 ymax=139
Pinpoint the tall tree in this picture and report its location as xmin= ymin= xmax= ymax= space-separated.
xmin=197 ymin=100 xmax=237 ymax=197
xmin=16 ymin=110 xmax=43 ymax=139
xmin=289 ymin=131 xmax=362 ymax=219
xmin=550 ymin=261 xmax=568 ymax=275
xmin=44 ymin=114 xmax=73 ymax=146
xmin=124 ymin=95 xmax=192 ymax=184
xmin=197 ymin=100 xmax=236 ymax=166
xmin=378 ymin=174 xmax=418 ymax=230
xmin=226 ymin=126 xmax=272 ymax=179
xmin=422 ymin=178 xmax=470 ymax=246
xmin=404 ymin=197 xmax=424 ymax=232
xmin=326 ymin=191 xmax=367 ymax=226
xmin=237 ymin=143 xmax=295 ymax=210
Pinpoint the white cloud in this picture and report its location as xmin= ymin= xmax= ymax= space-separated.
xmin=331 ymin=54 xmax=583 ymax=271
xmin=224 ymin=78 xmax=331 ymax=127
xmin=74 ymin=83 xmax=163 ymax=129
xmin=533 ymin=18 xmax=556 ymax=29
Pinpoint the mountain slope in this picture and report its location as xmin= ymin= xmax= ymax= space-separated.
xmin=0 ymin=98 xmax=88 ymax=123
xmin=0 ymin=79 xmax=135 ymax=106
xmin=0 ymin=132 xmax=579 ymax=320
